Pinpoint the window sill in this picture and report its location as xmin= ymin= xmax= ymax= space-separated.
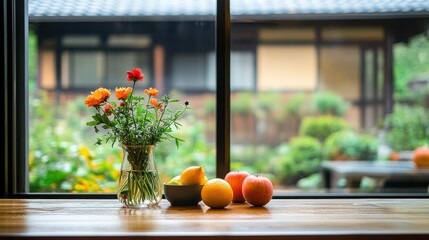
xmin=0 ymin=199 xmax=428 ymax=239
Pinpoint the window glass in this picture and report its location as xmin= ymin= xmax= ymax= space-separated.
xmin=106 ymin=51 xmax=151 ymax=88
xmin=207 ymin=51 xmax=255 ymax=91
xmin=28 ymin=0 xmax=215 ymax=193
xmin=171 ymin=53 xmax=207 ymax=90
xmin=67 ymin=51 xmax=104 ymax=88
xmin=26 ymin=0 xmax=429 ymax=195
xmin=230 ymin=1 xmax=429 ymax=195
xmin=62 ymin=35 xmax=100 ymax=47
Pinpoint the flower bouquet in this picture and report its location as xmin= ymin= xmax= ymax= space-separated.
xmin=84 ymin=67 xmax=189 ymax=207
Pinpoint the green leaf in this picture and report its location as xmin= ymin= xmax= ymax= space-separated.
xmin=146 ymin=112 xmax=154 ymax=119
xmin=175 ymin=138 xmax=186 ymax=148
xmin=86 ymin=121 xmax=98 ymax=126
xmin=175 ymin=138 xmax=180 ymax=148
xmin=170 ymin=99 xmax=180 ymax=103
xmin=92 ymin=113 xmax=102 ymax=122
xmin=101 ymin=113 xmax=111 ymax=124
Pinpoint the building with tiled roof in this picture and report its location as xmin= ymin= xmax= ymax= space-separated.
xmin=29 ymin=0 xmax=429 ymax=132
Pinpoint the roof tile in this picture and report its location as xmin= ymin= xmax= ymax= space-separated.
xmin=29 ymin=0 xmax=429 ymax=19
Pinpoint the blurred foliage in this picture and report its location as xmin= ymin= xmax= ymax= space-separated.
xmin=156 ymin=118 xmax=216 ymax=184
xmin=29 ymin=91 xmax=121 ymax=192
xmin=384 ymin=104 xmax=429 ymax=151
xmin=257 ymin=92 xmax=281 ymax=112
xmin=277 ymin=136 xmax=322 ymax=185
xmin=312 ymin=91 xmax=350 ymax=117
xmin=299 ymin=115 xmax=350 ymax=142
xmin=394 ymin=35 xmax=429 ymax=99
xmin=324 ymin=131 xmax=378 ymax=161
xmin=28 ymin=27 xmax=37 ymax=92
xmin=202 ymin=97 xmax=216 ymax=115
xmin=231 ymin=92 xmax=253 ymax=114
xmin=285 ymin=93 xmax=306 ymax=117
xmin=297 ymin=173 xmax=322 ymax=190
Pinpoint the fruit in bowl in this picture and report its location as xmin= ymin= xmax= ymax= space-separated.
xmin=164 ymin=166 xmax=207 ymax=206
xmin=167 ymin=175 xmax=182 ymax=185
xmin=179 ymin=166 xmax=206 ymax=185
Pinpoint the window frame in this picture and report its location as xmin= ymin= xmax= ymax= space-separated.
xmin=2 ymin=0 xmax=429 ymax=198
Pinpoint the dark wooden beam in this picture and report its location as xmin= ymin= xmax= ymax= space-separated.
xmin=216 ymin=0 xmax=231 ymax=178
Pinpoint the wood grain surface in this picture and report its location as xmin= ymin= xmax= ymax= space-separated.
xmin=0 ymin=199 xmax=429 ymax=239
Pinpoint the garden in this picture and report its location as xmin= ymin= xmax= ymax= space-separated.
xmin=28 ymin=31 xmax=429 ymax=193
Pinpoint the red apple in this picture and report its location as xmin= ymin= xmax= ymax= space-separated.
xmin=242 ymin=175 xmax=273 ymax=206
xmin=225 ymin=171 xmax=250 ymax=203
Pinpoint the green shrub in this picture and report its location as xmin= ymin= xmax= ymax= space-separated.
xmin=299 ymin=115 xmax=350 ymax=142
xmin=278 ymin=136 xmax=322 ymax=184
xmin=324 ymin=131 xmax=378 ymax=161
xmin=312 ymin=91 xmax=350 ymax=116
xmin=285 ymin=94 xmax=306 ymax=117
xmin=202 ymin=98 xmax=216 ymax=115
xmin=231 ymin=92 xmax=253 ymax=114
xmin=257 ymin=92 xmax=281 ymax=112
xmin=384 ymin=105 xmax=429 ymax=151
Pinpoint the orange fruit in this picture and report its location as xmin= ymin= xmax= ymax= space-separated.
xmin=413 ymin=146 xmax=429 ymax=168
xmin=201 ymin=178 xmax=233 ymax=208
xmin=179 ymin=166 xmax=205 ymax=185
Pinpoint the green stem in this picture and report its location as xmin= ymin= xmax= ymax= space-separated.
xmin=128 ymin=81 xmax=138 ymax=133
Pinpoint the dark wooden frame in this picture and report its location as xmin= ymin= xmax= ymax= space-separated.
xmin=2 ymin=0 xmax=429 ymax=198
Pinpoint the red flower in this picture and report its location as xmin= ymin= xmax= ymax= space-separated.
xmin=104 ymin=104 xmax=114 ymax=115
xmin=127 ymin=68 xmax=144 ymax=82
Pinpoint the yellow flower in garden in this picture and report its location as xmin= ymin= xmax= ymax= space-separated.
xmin=115 ymin=87 xmax=133 ymax=100
xmin=84 ymin=87 xmax=111 ymax=107
xmin=74 ymin=179 xmax=102 ymax=192
xmin=78 ymin=145 xmax=93 ymax=161
xmin=144 ymin=87 xmax=159 ymax=97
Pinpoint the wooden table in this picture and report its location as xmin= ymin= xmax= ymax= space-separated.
xmin=321 ymin=160 xmax=429 ymax=192
xmin=1 ymin=199 xmax=429 ymax=239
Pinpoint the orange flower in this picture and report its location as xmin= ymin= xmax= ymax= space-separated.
xmin=115 ymin=87 xmax=133 ymax=100
xmin=127 ymin=68 xmax=144 ymax=82
xmin=144 ymin=87 xmax=159 ymax=97
xmin=150 ymin=98 xmax=162 ymax=109
xmin=84 ymin=87 xmax=111 ymax=107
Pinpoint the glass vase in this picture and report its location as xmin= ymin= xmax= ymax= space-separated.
xmin=117 ymin=145 xmax=162 ymax=208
